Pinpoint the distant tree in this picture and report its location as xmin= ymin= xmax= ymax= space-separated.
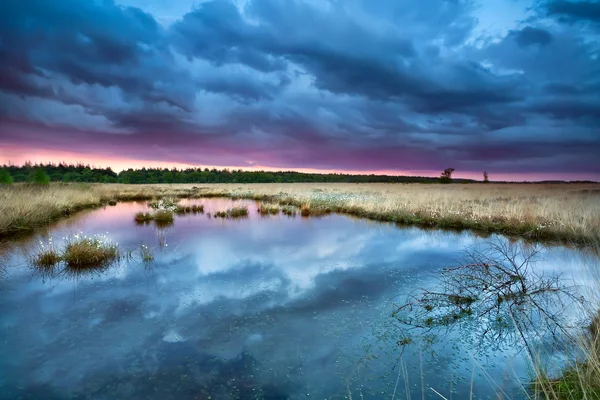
xmin=483 ymin=171 xmax=489 ymax=183
xmin=30 ymin=168 xmax=50 ymax=185
xmin=0 ymin=168 xmax=13 ymax=184
xmin=440 ymin=168 xmax=455 ymax=184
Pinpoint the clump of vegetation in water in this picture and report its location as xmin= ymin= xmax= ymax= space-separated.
xmin=258 ymin=202 xmax=280 ymax=215
xmin=175 ymin=204 xmax=204 ymax=214
xmin=134 ymin=212 xmax=153 ymax=223
xmin=62 ymin=233 xmax=120 ymax=269
xmin=134 ymin=209 xmax=175 ymax=227
xmin=214 ymin=206 xmax=248 ymax=219
xmin=300 ymin=204 xmax=311 ymax=217
xmin=152 ymin=210 xmax=174 ymax=223
xmin=281 ymin=205 xmax=297 ymax=216
xmin=107 ymin=199 xmax=117 ymax=206
xmin=31 ymin=237 xmax=62 ymax=267
xmin=147 ymin=197 xmax=179 ymax=211
xmin=139 ymin=244 xmax=154 ymax=262
xmin=300 ymin=203 xmax=331 ymax=217
xmin=127 ymin=244 xmax=155 ymax=266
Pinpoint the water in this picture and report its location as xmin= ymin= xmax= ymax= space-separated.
xmin=0 ymin=199 xmax=595 ymax=399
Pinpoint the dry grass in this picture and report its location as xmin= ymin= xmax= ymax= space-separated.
xmin=214 ymin=205 xmax=249 ymax=219
xmin=258 ymin=202 xmax=280 ymax=215
xmin=1 ymin=182 xmax=599 ymax=244
xmin=63 ymin=233 xmax=120 ymax=269
xmin=197 ymin=183 xmax=600 ymax=244
xmin=175 ymin=204 xmax=204 ymax=214
xmin=535 ymin=311 xmax=600 ymax=399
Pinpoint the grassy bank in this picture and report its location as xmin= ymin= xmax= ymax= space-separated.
xmin=1 ymin=182 xmax=599 ymax=244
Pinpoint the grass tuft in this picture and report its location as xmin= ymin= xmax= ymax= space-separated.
xmin=281 ymin=205 xmax=297 ymax=216
xmin=214 ymin=206 xmax=249 ymax=219
xmin=31 ymin=237 xmax=62 ymax=267
xmin=134 ymin=212 xmax=153 ymax=223
xmin=175 ymin=204 xmax=204 ymax=214
xmin=258 ymin=202 xmax=280 ymax=215
xmin=63 ymin=233 xmax=120 ymax=269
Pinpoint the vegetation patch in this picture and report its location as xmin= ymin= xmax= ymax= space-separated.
xmin=214 ymin=206 xmax=249 ymax=219
xmin=148 ymin=197 xmax=179 ymax=211
xmin=63 ymin=233 xmax=120 ymax=269
xmin=31 ymin=237 xmax=61 ymax=268
xmin=281 ymin=205 xmax=297 ymax=216
xmin=175 ymin=204 xmax=204 ymax=214
xmin=534 ymin=311 xmax=600 ymax=399
xmin=300 ymin=203 xmax=331 ymax=217
xmin=127 ymin=244 xmax=155 ymax=265
xmin=134 ymin=212 xmax=153 ymax=223
xmin=258 ymin=202 xmax=280 ymax=215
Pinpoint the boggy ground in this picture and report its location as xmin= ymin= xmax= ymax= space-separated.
xmin=1 ymin=182 xmax=599 ymax=245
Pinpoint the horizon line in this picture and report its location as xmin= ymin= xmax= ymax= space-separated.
xmin=2 ymin=160 xmax=599 ymax=184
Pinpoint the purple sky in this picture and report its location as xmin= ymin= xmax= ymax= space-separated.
xmin=0 ymin=0 xmax=599 ymax=180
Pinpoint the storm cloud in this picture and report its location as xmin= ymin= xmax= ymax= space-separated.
xmin=0 ymin=0 xmax=598 ymax=178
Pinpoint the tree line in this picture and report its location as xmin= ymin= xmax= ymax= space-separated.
xmin=0 ymin=162 xmax=481 ymax=184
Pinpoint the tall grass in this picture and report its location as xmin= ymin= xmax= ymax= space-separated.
xmin=30 ymin=233 xmax=120 ymax=269
xmin=1 ymin=182 xmax=599 ymax=244
xmin=62 ymin=233 xmax=120 ymax=268
xmin=214 ymin=206 xmax=249 ymax=219
xmin=192 ymin=183 xmax=600 ymax=245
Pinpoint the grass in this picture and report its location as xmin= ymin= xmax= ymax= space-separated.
xmin=126 ymin=244 xmax=155 ymax=265
xmin=134 ymin=211 xmax=153 ymax=223
xmin=152 ymin=210 xmax=174 ymax=223
xmin=31 ymin=233 xmax=120 ymax=269
xmin=175 ymin=204 xmax=204 ymax=214
xmin=148 ymin=197 xmax=180 ymax=210
xmin=534 ymin=311 xmax=600 ymax=399
xmin=62 ymin=233 xmax=120 ymax=268
xmin=214 ymin=205 xmax=249 ymax=219
xmin=191 ymin=183 xmax=600 ymax=245
xmin=134 ymin=210 xmax=174 ymax=227
xmin=281 ymin=205 xmax=297 ymax=216
xmin=258 ymin=202 xmax=280 ymax=215
xmin=2 ymin=182 xmax=600 ymax=244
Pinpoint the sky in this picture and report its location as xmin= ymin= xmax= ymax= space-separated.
xmin=0 ymin=0 xmax=598 ymax=180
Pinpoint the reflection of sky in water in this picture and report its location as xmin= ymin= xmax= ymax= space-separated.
xmin=0 ymin=200 xmax=595 ymax=399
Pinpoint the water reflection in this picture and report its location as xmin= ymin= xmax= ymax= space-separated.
xmin=0 ymin=200 xmax=595 ymax=399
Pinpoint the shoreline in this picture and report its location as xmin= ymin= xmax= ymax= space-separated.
xmin=1 ymin=182 xmax=599 ymax=247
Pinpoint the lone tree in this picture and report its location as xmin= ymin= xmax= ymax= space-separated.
xmin=29 ymin=168 xmax=50 ymax=185
xmin=440 ymin=168 xmax=455 ymax=184
xmin=483 ymin=171 xmax=489 ymax=183
xmin=0 ymin=168 xmax=13 ymax=184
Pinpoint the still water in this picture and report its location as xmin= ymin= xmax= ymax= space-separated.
xmin=0 ymin=199 xmax=594 ymax=399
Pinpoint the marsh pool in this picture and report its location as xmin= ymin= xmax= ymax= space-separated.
xmin=0 ymin=199 xmax=594 ymax=399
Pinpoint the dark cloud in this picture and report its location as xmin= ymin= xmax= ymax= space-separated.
xmin=0 ymin=0 xmax=598 ymax=178
xmin=546 ymin=1 xmax=600 ymax=23
xmin=511 ymin=26 xmax=553 ymax=46
xmin=0 ymin=0 xmax=194 ymax=111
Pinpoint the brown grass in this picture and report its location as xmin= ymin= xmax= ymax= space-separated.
xmin=534 ymin=310 xmax=600 ymax=399
xmin=1 ymin=183 xmax=599 ymax=244
xmin=63 ymin=234 xmax=120 ymax=269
